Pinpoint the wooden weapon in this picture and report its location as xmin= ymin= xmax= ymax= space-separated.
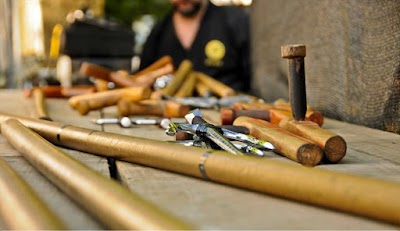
xmin=233 ymin=116 xmax=323 ymax=166
xmin=231 ymin=102 xmax=324 ymax=126
xmin=196 ymin=72 xmax=236 ymax=97
xmin=1 ymin=113 xmax=399 ymax=225
xmin=68 ymin=86 xmax=151 ymax=115
xmin=117 ymin=99 xmax=190 ymax=118
xmin=80 ymin=56 xmax=174 ymax=88
xmin=24 ymin=86 xmax=96 ymax=98
xmin=279 ymin=118 xmax=347 ymax=163
xmin=1 ymin=119 xmax=192 ymax=230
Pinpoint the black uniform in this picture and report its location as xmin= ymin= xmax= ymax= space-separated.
xmin=139 ymin=4 xmax=251 ymax=92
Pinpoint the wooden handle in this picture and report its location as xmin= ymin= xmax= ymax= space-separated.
xmin=80 ymin=62 xmax=112 ymax=81
xmin=233 ymin=116 xmax=323 ymax=166
xmin=196 ymin=72 xmax=235 ymax=97
xmin=118 ymin=100 xmax=190 ymax=118
xmin=273 ymin=98 xmax=312 ymax=111
xmin=109 ymin=70 xmax=142 ymax=88
xmin=231 ymin=101 xmax=275 ymax=111
xmin=94 ymin=79 xmax=109 ymax=92
xmin=61 ymin=86 xmax=97 ymax=97
xmin=133 ymin=63 xmax=174 ymax=88
xmin=273 ymin=99 xmax=324 ymax=126
xmin=25 ymin=86 xmax=97 ymax=98
xmin=220 ymin=108 xmax=271 ymax=125
xmin=231 ymin=102 xmax=324 ymax=126
xmin=195 ymin=81 xmax=212 ymax=97
xmin=32 ymin=88 xmax=52 ymax=120
xmin=173 ymin=72 xmax=197 ymax=98
xmin=80 ymin=63 xmax=144 ymax=88
xmin=69 ymin=87 xmax=151 ymax=115
xmin=24 ymin=86 xmax=63 ymax=98
xmin=161 ymin=60 xmax=192 ymax=96
xmin=131 ymin=55 xmax=173 ymax=79
xmin=279 ymin=118 xmax=347 ymax=163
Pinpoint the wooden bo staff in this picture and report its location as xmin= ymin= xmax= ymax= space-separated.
xmin=196 ymin=72 xmax=236 ymax=98
xmin=279 ymin=118 xmax=347 ymax=163
xmin=232 ymin=101 xmax=324 ymax=126
xmin=0 ymin=157 xmax=66 ymax=229
xmin=32 ymin=88 xmax=52 ymax=121
xmin=1 ymin=113 xmax=400 ymax=225
xmin=233 ymin=116 xmax=323 ymax=166
xmin=69 ymin=86 xmax=151 ymax=115
xmin=0 ymin=119 xmax=192 ymax=230
xmin=117 ymin=99 xmax=190 ymax=118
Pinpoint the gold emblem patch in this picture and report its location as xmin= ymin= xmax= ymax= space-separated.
xmin=205 ymin=40 xmax=225 ymax=67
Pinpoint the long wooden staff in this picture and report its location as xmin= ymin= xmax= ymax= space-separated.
xmin=0 ymin=119 xmax=192 ymax=230
xmin=0 ymin=157 xmax=66 ymax=229
xmin=0 ymin=113 xmax=400 ymax=225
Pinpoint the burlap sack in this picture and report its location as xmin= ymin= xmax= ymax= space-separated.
xmin=251 ymin=0 xmax=400 ymax=133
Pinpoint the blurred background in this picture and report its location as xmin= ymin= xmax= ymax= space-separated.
xmin=0 ymin=0 xmax=251 ymax=89
xmin=0 ymin=0 xmax=399 ymax=133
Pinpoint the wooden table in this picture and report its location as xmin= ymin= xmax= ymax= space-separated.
xmin=0 ymin=89 xmax=399 ymax=229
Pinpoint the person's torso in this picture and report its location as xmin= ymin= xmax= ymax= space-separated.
xmin=154 ymin=5 xmax=244 ymax=90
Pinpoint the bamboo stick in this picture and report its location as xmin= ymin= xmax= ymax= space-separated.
xmin=0 ymin=119 xmax=192 ymax=230
xmin=1 ymin=113 xmax=400 ymax=225
xmin=0 ymin=157 xmax=66 ymax=230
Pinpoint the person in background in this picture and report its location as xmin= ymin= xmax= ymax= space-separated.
xmin=139 ymin=0 xmax=251 ymax=92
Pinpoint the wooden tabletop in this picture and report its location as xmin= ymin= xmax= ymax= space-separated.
xmin=0 ymin=89 xmax=399 ymax=229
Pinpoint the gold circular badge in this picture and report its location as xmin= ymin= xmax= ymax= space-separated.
xmin=205 ymin=40 xmax=226 ymax=61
